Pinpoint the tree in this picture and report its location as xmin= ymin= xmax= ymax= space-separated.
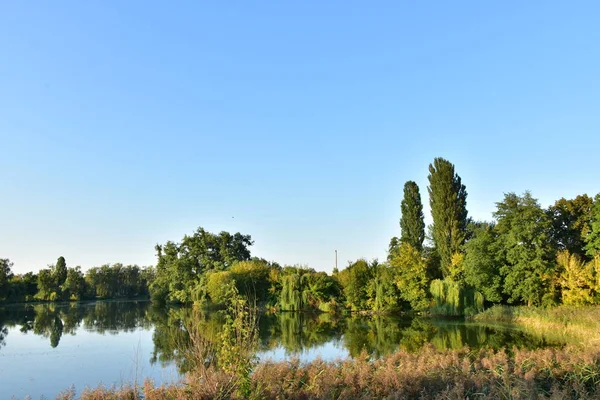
xmin=150 ymin=227 xmax=254 ymax=304
xmin=547 ymin=195 xmax=594 ymax=259
xmin=206 ymin=271 xmax=236 ymax=305
xmin=64 ymin=267 xmax=86 ymax=300
xmin=53 ymin=256 xmax=68 ymax=298
xmin=585 ymin=194 xmax=600 ymax=260
xmin=230 ymin=260 xmax=271 ymax=301
xmin=557 ymin=251 xmax=598 ymax=305
xmin=36 ymin=269 xmax=55 ymax=301
xmin=400 ymin=181 xmax=425 ymax=251
xmin=463 ymin=222 xmax=503 ymax=303
xmin=427 ymin=157 xmax=468 ymax=277
xmin=338 ymin=259 xmax=373 ymax=311
xmin=367 ymin=262 xmax=400 ymax=312
xmin=0 ymin=259 xmax=14 ymax=299
xmin=494 ymin=192 xmax=556 ymax=306
xmin=389 ymin=243 xmax=430 ymax=311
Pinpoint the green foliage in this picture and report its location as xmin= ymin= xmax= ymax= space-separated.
xmin=495 ymin=192 xmax=556 ymax=306
xmin=85 ymin=264 xmax=151 ymax=299
xmin=338 ymin=259 xmax=374 ymax=311
xmin=427 ymin=157 xmax=468 ymax=277
xmin=400 ymin=181 xmax=425 ymax=251
xmin=278 ymin=266 xmax=341 ymax=311
xmin=0 ymin=259 xmax=14 ymax=299
xmin=150 ymin=227 xmax=253 ymax=304
xmin=205 ymin=271 xmax=236 ymax=305
xmin=430 ymin=278 xmax=483 ymax=316
xmin=585 ymin=194 xmax=600 ymax=259
xmin=389 ymin=243 xmax=430 ymax=311
xmin=230 ymin=260 xmax=271 ymax=302
xmin=64 ymin=267 xmax=86 ymax=300
xmin=53 ymin=256 xmax=68 ymax=293
xmin=35 ymin=269 xmax=55 ymax=301
xmin=557 ymin=251 xmax=599 ymax=305
xmin=548 ymin=195 xmax=594 ymax=259
xmin=367 ymin=261 xmax=401 ymax=312
xmin=218 ymin=294 xmax=259 ymax=398
xmin=463 ymin=222 xmax=503 ymax=303
xmin=279 ymin=271 xmax=304 ymax=311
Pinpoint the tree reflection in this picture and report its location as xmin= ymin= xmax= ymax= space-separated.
xmin=0 ymin=302 xmax=553 ymax=372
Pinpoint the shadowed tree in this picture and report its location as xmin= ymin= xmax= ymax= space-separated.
xmin=463 ymin=222 xmax=503 ymax=303
xmin=547 ymin=195 xmax=594 ymax=260
xmin=427 ymin=158 xmax=468 ymax=277
xmin=0 ymin=259 xmax=14 ymax=299
xmin=400 ymin=181 xmax=425 ymax=251
xmin=585 ymin=194 xmax=600 ymax=261
xmin=53 ymin=256 xmax=68 ymax=297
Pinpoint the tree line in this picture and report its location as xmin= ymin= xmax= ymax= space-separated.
xmin=0 ymin=257 xmax=154 ymax=303
xmin=2 ymin=157 xmax=599 ymax=314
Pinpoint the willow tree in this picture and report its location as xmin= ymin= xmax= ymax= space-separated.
xmin=400 ymin=181 xmax=425 ymax=251
xmin=280 ymin=273 xmax=304 ymax=311
xmin=427 ymin=158 xmax=468 ymax=277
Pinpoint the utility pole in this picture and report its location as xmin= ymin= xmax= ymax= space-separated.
xmin=335 ymin=250 xmax=338 ymax=271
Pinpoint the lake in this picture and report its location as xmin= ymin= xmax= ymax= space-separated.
xmin=0 ymin=301 xmax=555 ymax=399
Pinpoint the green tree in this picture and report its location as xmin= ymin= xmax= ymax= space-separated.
xmin=547 ymin=195 xmax=594 ymax=259
xmin=279 ymin=270 xmax=305 ymax=311
xmin=389 ymin=243 xmax=430 ymax=311
xmin=367 ymin=262 xmax=400 ymax=312
xmin=64 ymin=267 xmax=86 ymax=300
xmin=557 ymin=251 xmax=598 ymax=305
xmin=585 ymin=194 xmax=600 ymax=260
xmin=150 ymin=227 xmax=253 ymax=304
xmin=495 ymin=192 xmax=556 ymax=306
xmin=36 ymin=269 xmax=56 ymax=301
xmin=230 ymin=260 xmax=271 ymax=302
xmin=0 ymin=259 xmax=14 ymax=299
xmin=206 ymin=271 xmax=236 ymax=305
xmin=463 ymin=222 xmax=503 ymax=303
xmin=400 ymin=181 xmax=425 ymax=251
xmin=427 ymin=157 xmax=468 ymax=277
xmin=338 ymin=259 xmax=373 ymax=311
xmin=53 ymin=256 xmax=68 ymax=294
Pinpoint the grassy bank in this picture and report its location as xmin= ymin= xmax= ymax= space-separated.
xmin=473 ymin=305 xmax=600 ymax=346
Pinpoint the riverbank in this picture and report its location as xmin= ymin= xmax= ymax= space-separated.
xmin=50 ymin=305 xmax=600 ymax=400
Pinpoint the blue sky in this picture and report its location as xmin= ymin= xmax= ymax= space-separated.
xmin=1 ymin=1 xmax=599 ymax=274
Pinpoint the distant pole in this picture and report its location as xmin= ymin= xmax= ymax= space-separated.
xmin=335 ymin=250 xmax=338 ymax=271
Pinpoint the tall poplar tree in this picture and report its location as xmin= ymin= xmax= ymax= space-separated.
xmin=400 ymin=181 xmax=425 ymax=251
xmin=427 ymin=158 xmax=468 ymax=277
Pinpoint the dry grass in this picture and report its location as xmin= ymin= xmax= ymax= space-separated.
xmin=55 ymin=343 xmax=600 ymax=399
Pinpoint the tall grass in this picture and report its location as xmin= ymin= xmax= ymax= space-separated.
xmin=474 ymin=305 xmax=600 ymax=346
xmin=59 ymin=343 xmax=600 ymax=399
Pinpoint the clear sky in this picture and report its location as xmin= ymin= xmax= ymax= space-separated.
xmin=1 ymin=1 xmax=599 ymax=274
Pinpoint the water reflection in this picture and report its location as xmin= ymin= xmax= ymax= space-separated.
xmin=0 ymin=301 xmax=553 ymax=374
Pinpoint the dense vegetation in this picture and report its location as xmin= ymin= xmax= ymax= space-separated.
xmin=0 ymin=257 xmax=154 ymax=303
xmin=2 ymin=157 xmax=600 ymax=316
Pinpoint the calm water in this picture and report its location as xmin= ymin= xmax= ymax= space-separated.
xmin=0 ymin=301 xmax=554 ymax=399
